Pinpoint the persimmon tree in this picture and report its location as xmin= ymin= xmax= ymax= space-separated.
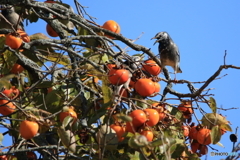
xmin=0 ymin=1 xmax=239 ymax=160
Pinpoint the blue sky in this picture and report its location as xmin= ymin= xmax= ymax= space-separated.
xmin=1 ymin=1 xmax=240 ymax=159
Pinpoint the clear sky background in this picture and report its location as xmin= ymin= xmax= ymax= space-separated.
xmin=1 ymin=1 xmax=240 ymax=160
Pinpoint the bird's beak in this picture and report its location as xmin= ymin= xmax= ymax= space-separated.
xmin=150 ymin=37 xmax=156 ymax=40
xmin=151 ymin=37 xmax=159 ymax=46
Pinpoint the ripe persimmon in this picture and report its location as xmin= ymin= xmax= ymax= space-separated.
xmin=182 ymin=126 xmax=190 ymax=137
xmin=159 ymin=112 xmax=166 ymax=122
xmin=191 ymin=140 xmax=200 ymax=153
xmin=5 ymin=33 xmax=23 ymax=49
xmin=59 ymin=106 xmax=77 ymax=123
xmin=178 ymin=101 xmax=193 ymax=114
xmin=189 ymin=126 xmax=198 ymax=140
xmin=142 ymin=60 xmax=161 ymax=76
xmin=0 ymin=99 xmax=16 ymax=116
xmin=134 ymin=78 xmax=155 ymax=97
xmin=107 ymin=63 xmax=116 ymax=70
xmin=17 ymin=29 xmax=30 ymax=42
xmin=102 ymin=20 xmax=120 ymax=39
xmin=183 ymin=113 xmax=192 ymax=119
xmin=46 ymin=24 xmax=58 ymax=37
xmin=0 ymin=155 xmax=7 ymax=160
xmin=11 ymin=86 xmax=19 ymax=98
xmin=0 ymin=87 xmax=13 ymax=98
xmin=47 ymin=87 xmax=53 ymax=93
xmin=108 ymin=69 xmax=130 ymax=85
xmin=140 ymin=130 xmax=154 ymax=142
xmin=125 ymin=122 xmax=136 ymax=133
xmin=19 ymin=120 xmax=39 ymax=139
xmin=152 ymin=102 xmax=165 ymax=113
xmin=197 ymin=128 xmax=211 ymax=145
xmin=153 ymin=82 xmax=161 ymax=93
xmin=144 ymin=109 xmax=159 ymax=126
xmin=0 ymin=86 xmax=19 ymax=100
xmin=199 ymin=145 xmax=208 ymax=155
xmin=10 ymin=63 xmax=24 ymax=74
xmin=129 ymin=110 xmax=147 ymax=128
xmin=110 ymin=124 xmax=126 ymax=142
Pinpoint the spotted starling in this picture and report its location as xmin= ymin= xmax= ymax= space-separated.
xmin=0 ymin=5 xmax=24 ymax=31
xmin=151 ymin=31 xmax=182 ymax=74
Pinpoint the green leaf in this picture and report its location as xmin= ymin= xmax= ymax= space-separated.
xmin=45 ymin=90 xmax=65 ymax=113
xmin=89 ymin=54 xmax=102 ymax=64
xmin=141 ymin=147 xmax=151 ymax=157
xmin=71 ymin=121 xmax=79 ymax=133
xmin=170 ymin=106 xmax=183 ymax=120
xmin=84 ymin=91 xmax=91 ymax=100
xmin=188 ymin=154 xmax=201 ymax=160
xmin=128 ymin=151 xmax=145 ymax=160
xmin=78 ymin=27 xmax=99 ymax=47
xmin=101 ymin=76 xmax=113 ymax=106
xmin=27 ymin=10 xmax=39 ymax=23
xmin=96 ymin=124 xmax=118 ymax=150
xmin=209 ymin=97 xmax=217 ymax=113
xmin=171 ymin=143 xmax=185 ymax=158
xmin=128 ymin=134 xmax=149 ymax=149
xmin=211 ymin=125 xmax=222 ymax=144
xmin=0 ymin=75 xmax=14 ymax=89
xmin=125 ymin=131 xmax=135 ymax=138
xmin=2 ymin=50 xmax=18 ymax=74
xmin=35 ymin=81 xmax=53 ymax=89
xmin=201 ymin=113 xmax=229 ymax=129
xmin=60 ymin=83 xmax=77 ymax=99
xmin=101 ymin=53 xmax=109 ymax=64
xmin=116 ymin=113 xmax=132 ymax=122
xmin=220 ymin=123 xmax=232 ymax=132
xmin=88 ymin=107 xmax=107 ymax=125
xmin=37 ymin=52 xmax=70 ymax=66
xmin=136 ymin=98 xmax=148 ymax=109
xmin=150 ymin=137 xmax=176 ymax=147
xmin=62 ymin=116 xmax=74 ymax=128
xmin=57 ymin=126 xmax=76 ymax=153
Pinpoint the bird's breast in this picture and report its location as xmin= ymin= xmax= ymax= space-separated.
xmin=160 ymin=57 xmax=175 ymax=68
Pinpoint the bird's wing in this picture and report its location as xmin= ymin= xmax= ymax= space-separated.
xmin=173 ymin=42 xmax=180 ymax=61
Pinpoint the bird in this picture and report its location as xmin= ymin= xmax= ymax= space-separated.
xmin=0 ymin=5 xmax=24 ymax=31
xmin=151 ymin=31 xmax=182 ymax=78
